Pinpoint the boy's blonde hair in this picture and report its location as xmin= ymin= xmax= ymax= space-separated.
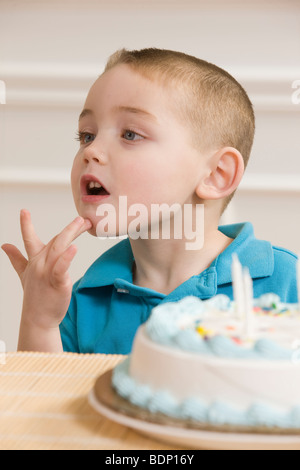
xmin=104 ymin=48 xmax=255 ymax=212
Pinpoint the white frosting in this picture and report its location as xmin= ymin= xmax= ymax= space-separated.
xmin=129 ymin=327 xmax=300 ymax=408
xmin=145 ymin=295 xmax=300 ymax=357
xmin=112 ymin=294 xmax=300 ymax=429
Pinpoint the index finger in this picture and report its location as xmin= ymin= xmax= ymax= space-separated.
xmin=46 ymin=217 xmax=92 ymax=263
xmin=20 ymin=209 xmax=44 ymax=259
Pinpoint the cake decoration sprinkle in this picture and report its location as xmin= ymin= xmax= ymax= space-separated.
xmin=231 ymin=336 xmax=243 ymax=345
xmin=226 ymin=325 xmax=236 ymax=331
xmin=196 ymin=326 xmax=213 ymax=338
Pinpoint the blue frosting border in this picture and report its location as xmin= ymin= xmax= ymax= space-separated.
xmin=145 ymin=295 xmax=297 ymax=360
xmin=112 ymin=358 xmax=300 ymax=429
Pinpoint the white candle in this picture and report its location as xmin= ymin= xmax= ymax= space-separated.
xmin=243 ymin=267 xmax=254 ymax=339
xmin=231 ymin=254 xmax=244 ymax=318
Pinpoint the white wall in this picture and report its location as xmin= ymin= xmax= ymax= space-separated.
xmin=0 ymin=0 xmax=300 ymax=350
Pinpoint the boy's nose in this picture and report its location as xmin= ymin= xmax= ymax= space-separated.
xmin=83 ymin=144 xmax=107 ymax=165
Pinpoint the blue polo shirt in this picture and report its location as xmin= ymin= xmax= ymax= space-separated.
xmin=59 ymin=222 xmax=298 ymax=354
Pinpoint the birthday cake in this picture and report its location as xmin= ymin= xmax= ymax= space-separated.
xmin=112 ymin=291 xmax=300 ymax=431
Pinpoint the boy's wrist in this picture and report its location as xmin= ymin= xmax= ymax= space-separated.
xmin=20 ymin=301 xmax=63 ymax=330
xmin=18 ymin=315 xmax=63 ymax=353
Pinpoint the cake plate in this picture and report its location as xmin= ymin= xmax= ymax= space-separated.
xmin=88 ymin=369 xmax=300 ymax=450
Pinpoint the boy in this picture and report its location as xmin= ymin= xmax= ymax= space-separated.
xmin=1 ymin=48 xmax=297 ymax=354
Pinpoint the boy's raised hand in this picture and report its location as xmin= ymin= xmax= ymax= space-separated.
xmin=1 ymin=210 xmax=92 ymax=347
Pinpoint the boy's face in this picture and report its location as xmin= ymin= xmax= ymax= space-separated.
xmin=71 ymin=64 xmax=207 ymax=237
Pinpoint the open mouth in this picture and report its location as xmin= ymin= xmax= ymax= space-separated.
xmin=86 ymin=181 xmax=109 ymax=196
xmin=81 ymin=175 xmax=110 ymax=198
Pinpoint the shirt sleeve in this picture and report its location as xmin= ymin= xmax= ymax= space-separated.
xmin=59 ymin=283 xmax=80 ymax=353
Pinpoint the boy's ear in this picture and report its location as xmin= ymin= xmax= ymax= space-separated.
xmin=196 ymin=147 xmax=244 ymax=200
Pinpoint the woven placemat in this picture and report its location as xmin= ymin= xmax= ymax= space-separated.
xmin=0 ymin=352 xmax=182 ymax=450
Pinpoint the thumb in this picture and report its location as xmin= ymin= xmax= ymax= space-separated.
xmin=1 ymin=244 xmax=28 ymax=279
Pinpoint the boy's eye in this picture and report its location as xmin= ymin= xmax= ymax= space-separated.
xmin=122 ymin=130 xmax=143 ymax=141
xmin=76 ymin=131 xmax=95 ymax=144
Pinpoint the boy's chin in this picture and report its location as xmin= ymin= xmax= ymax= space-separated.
xmin=86 ymin=225 xmax=118 ymax=238
xmin=87 ymin=226 xmax=98 ymax=237
xmin=95 ymin=231 xmax=128 ymax=240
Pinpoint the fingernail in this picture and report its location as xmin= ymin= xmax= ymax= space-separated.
xmin=75 ymin=216 xmax=84 ymax=225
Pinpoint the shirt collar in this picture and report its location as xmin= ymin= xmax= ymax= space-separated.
xmin=77 ymin=238 xmax=134 ymax=290
xmin=216 ymin=222 xmax=274 ymax=284
xmin=77 ymin=222 xmax=274 ymax=293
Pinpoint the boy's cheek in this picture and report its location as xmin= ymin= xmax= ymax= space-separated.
xmin=70 ymin=164 xmax=79 ymax=192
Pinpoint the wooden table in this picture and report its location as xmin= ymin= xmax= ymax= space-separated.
xmin=0 ymin=352 xmax=183 ymax=450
